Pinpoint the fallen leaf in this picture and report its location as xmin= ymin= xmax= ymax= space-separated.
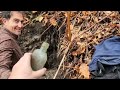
xmin=77 ymin=18 xmax=82 ymax=23
xmin=104 ymin=11 xmax=112 ymax=15
xmin=92 ymin=11 xmax=97 ymax=15
xmin=70 ymin=11 xmax=76 ymax=17
xmin=94 ymin=17 xmax=98 ymax=23
xmin=50 ymin=18 xmax=57 ymax=26
xmin=77 ymin=42 xmax=81 ymax=45
xmin=79 ymin=63 xmax=90 ymax=79
xmin=93 ymin=38 xmax=99 ymax=44
xmin=72 ymin=51 xmax=78 ymax=56
xmin=32 ymin=11 xmax=37 ymax=13
xmin=110 ymin=23 xmax=117 ymax=28
xmin=110 ymin=13 xmax=116 ymax=17
xmin=44 ymin=17 xmax=48 ymax=23
xmin=72 ymin=42 xmax=86 ymax=56
xmin=81 ymin=16 xmax=87 ymax=19
xmin=38 ymin=16 xmax=44 ymax=22
xmin=98 ymin=33 xmax=102 ymax=38
xmin=79 ymin=33 xmax=86 ymax=38
xmin=76 ymin=46 xmax=86 ymax=54
xmin=35 ymin=15 xmax=44 ymax=22
xmin=105 ymin=32 xmax=110 ymax=36
xmin=82 ymin=11 xmax=91 ymax=16
xmin=74 ymin=65 xmax=79 ymax=72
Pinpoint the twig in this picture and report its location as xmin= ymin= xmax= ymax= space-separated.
xmin=57 ymin=12 xmax=81 ymax=58
xmin=58 ymin=18 xmax=66 ymax=31
xmin=66 ymin=11 xmax=71 ymax=41
xmin=40 ymin=24 xmax=52 ymax=37
xmin=53 ymin=41 xmax=71 ymax=79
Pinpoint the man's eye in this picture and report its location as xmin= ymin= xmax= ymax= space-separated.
xmin=21 ymin=20 xmax=24 ymax=24
xmin=14 ymin=19 xmax=19 ymax=23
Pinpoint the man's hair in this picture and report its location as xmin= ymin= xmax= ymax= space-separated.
xmin=1 ymin=11 xmax=26 ymax=19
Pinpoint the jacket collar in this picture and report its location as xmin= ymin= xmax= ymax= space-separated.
xmin=1 ymin=27 xmax=18 ymax=40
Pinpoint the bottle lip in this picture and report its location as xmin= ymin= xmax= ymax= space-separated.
xmin=42 ymin=42 xmax=49 ymax=49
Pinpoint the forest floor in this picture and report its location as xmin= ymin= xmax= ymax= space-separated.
xmin=17 ymin=11 xmax=120 ymax=79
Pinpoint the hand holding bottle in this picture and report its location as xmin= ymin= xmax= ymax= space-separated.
xmin=9 ymin=53 xmax=46 ymax=79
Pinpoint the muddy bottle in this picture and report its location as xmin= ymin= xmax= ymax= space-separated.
xmin=31 ymin=42 xmax=49 ymax=71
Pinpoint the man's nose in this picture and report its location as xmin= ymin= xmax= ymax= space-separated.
xmin=18 ymin=22 xmax=23 ymax=28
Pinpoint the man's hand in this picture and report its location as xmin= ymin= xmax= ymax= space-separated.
xmin=9 ymin=53 xmax=46 ymax=79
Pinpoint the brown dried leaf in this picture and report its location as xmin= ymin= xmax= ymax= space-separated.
xmin=77 ymin=42 xmax=81 ymax=45
xmin=104 ymin=11 xmax=112 ymax=15
xmin=35 ymin=15 xmax=44 ymax=22
xmin=94 ymin=17 xmax=98 ymax=23
xmin=110 ymin=13 xmax=116 ymax=17
xmin=50 ymin=18 xmax=57 ymax=26
xmin=81 ymin=16 xmax=87 ymax=19
xmin=70 ymin=12 xmax=75 ymax=17
xmin=72 ymin=51 xmax=78 ymax=56
xmin=79 ymin=63 xmax=90 ymax=79
xmin=38 ymin=16 xmax=44 ymax=22
xmin=72 ymin=49 xmax=83 ymax=56
xmin=72 ymin=43 xmax=86 ymax=56
xmin=77 ymin=18 xmax=82 ymax=23
xmin=44 ymin=17 xmax=48 ymax=24
xmin=105 ymin=32 xmax=110 ymax=36
xmin=74 ymin=65 xmax=79 ymax=72
xmin=82 ymin=11 xmax=91 ymax=16
xmin=77 ymin=43 xmax=86 ymax=53
xmin=93 ymin=38 xmax=99 ymax=44
xmin=79 ymin=33 xmax=86 ymax=38
xmin=82 ymin=46 xmax=86 ymax=52
xmin=32 ymin=11 xmax=37 ymax=13
xmin=92 ymin=11 xmax=97 ymax=15
xmin=110 ymin=23 xmax=117 ymax=28
xmin=98 ymin=33 xmax=102 ymax=38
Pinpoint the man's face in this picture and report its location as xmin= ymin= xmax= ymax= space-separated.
xmin=3 ymin=11 xmax=24 ymax=35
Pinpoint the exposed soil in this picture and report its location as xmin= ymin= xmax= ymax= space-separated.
xmin=18 ymin=22 xmax=61 ymax=79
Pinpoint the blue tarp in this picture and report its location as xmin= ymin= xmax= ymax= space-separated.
xmin=89 ymin=36 xmax=120 ymax=72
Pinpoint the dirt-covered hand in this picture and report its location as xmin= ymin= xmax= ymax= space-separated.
xmin=8 ymin=53 xmax=46 ymax=79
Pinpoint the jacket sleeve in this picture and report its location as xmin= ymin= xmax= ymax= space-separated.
xmin=0 ymin=39 xmax=14 ymax=79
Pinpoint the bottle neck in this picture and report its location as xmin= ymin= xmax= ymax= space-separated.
xmin=39 ymin=42 xmax=49 ymax=53
xmin=39 ymin=46 xmax=47 ymax=53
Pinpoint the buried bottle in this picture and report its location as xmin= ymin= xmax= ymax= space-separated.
xmin=31 ymin=42 xmax=49 ymax=71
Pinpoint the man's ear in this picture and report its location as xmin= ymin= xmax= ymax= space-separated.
xmin=2 ymin=18 xmax=8 ymax=24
